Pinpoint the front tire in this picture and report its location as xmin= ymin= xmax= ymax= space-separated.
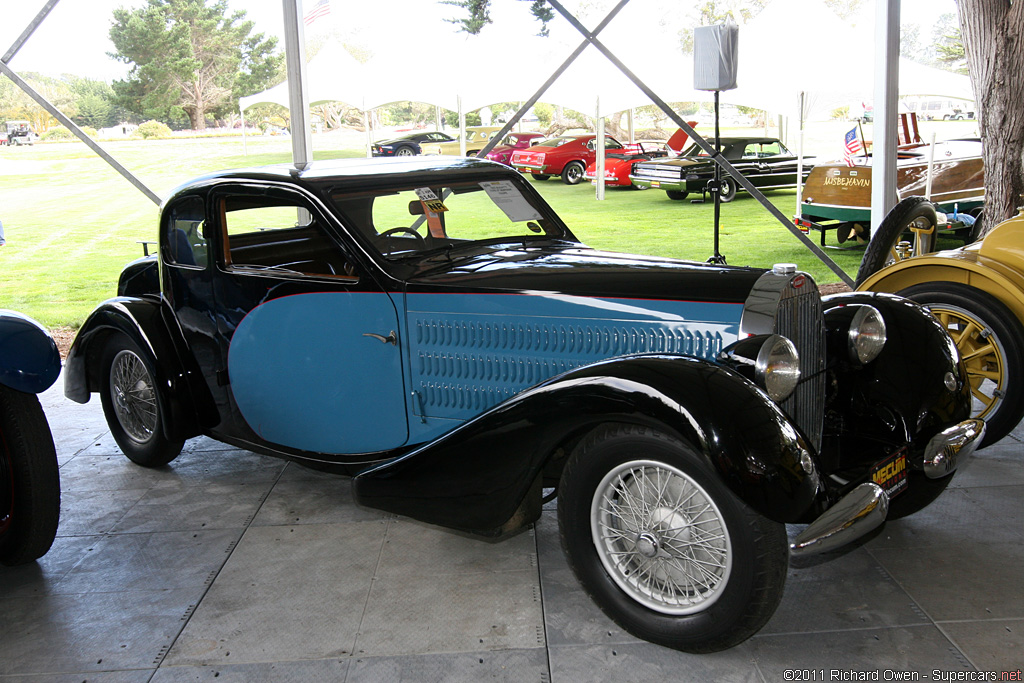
xmin=99 ymin=335 xmax=183 ymax=467
xmin=666 ymin=189 xmax=689 ymax=200
xmin=530 ymin=173 xmax=551 ymax=182
xmin=855 ymin=196 xmax=938 ymax=287
xmin=0 ymin=386 xmax=60 ymax=566
xmin=898 ymin=283 xmax=1024 ymax=449
xmin=561 ymin=161 xmax=585 ymax=185
xmin=557 ymin=423 xmax=788 ymax=653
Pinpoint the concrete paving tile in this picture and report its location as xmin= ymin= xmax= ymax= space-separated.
xmin=374 ymin=518 xmax=536 ymax=578
xmin=764 ymin=547 xmax=928 ymax=635
xmin=55 ymin=488 xmax=150 ymax=536
xmin=0 ymin=672 xmax=154 ymax=683
xmin=869 ymin=542 xmax=1024 ymax=622
xmin=960 ymin=485 xmax=1024 ymax=543
xmin=0 ymin=535 xmax=98 ymax=598
xmin=250 ymin=463 xmax=386 ymax=527
xmin=533 ymin=510 xmax=641 ymax=647
xmin=346 ymin=648 xmax=548 ymax=683
xmin=0 ymin=589 xmax=200 ymax=676
xmin=950 ymin=448 xmax=1024 ymax=489
xmin=164 ymin=521 xmax=386 ymax=666
xmin=355 ymin=566 xmax=545 ymax=657
xmin=749 ymin=625 xmax=973 ymax=678
xmin=59 ymin=454 xmax=185 ymax=492
xmin=150 ymin=659 xmax=350 ymax=682
xmin=866 ymin=487 xmax=1023 ymax=549
xmin=110 ymin=483 xmax=272 ymax=534
xmin=548 ymin=641 xmax=761 ymax=683
xmin=940 ymin=619 xmax=1024 ymax=673
xmin=51 ymin=529 xmax=240 ymax=595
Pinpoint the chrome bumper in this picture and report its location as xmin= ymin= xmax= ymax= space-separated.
xmin=923 ymin=418 xmax=985 ymax=478
xmin=790 ymin=483 xmax=888 ymax=557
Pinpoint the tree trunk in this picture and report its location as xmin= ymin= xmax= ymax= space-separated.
xmin=957 ymin=0 xmax=1024 ymax=233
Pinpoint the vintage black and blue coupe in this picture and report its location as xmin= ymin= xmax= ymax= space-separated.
xmin=66 ymin=156 xmax=982 ymax=652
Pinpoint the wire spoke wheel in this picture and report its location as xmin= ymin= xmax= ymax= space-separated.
xmin=930 ymin=304 xmax=1007 ymax=421
xmin=591 ymin=459 xmax=732 ymax=615
xmin=109 ymin=349 xmax=158 ymax=444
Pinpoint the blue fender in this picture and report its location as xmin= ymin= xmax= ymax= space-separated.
xmin=63 ymin=297 xmax=215 ymax=440
xmin=0 ymin=310 xmax=60 ymax=394
xmin=353 ymin=354 xmax=820 ymax=536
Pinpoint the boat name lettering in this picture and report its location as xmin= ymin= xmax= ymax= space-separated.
xmin=823 ymin=176 xmax=871 ymax=188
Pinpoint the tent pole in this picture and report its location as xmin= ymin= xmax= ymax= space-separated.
xmin=458 ymin=95 xmax=466 ymax=156
xmin=240 ymin=106 xmax=247 ymax=156
xmin=282 ymin=0 xmax=312 ymax=170
xmin=596 ymin=96 xmax=605 ymax=200
xmin=870 ymin=0 xmax=900 ymax=237
xmin=796 ymin=91 xmax=805 ymax=220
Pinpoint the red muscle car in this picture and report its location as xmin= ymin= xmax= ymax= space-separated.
xmin=511 ymin=134 xmax=625 ymax=185
xmin=485 ymin=132 xmax=545 ymax=166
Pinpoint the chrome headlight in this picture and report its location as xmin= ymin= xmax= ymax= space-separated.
xmin=755 ymin=334 xmax=801 ymax=402
xmin=848 ymin=305 xmax=887 ymax=364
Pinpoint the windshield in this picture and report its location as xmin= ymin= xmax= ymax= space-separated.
xmin=326 ymin=176 xmax=573 ymax=262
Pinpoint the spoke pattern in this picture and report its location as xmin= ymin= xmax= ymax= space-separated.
xmin=593 ymin=461 xmax=731 ymax=615
xmin=933 ymin=306 xmax=1005 ymax=421
xmin=111 ymin=351 xmax=157 ymax=443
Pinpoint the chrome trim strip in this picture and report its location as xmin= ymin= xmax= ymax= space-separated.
xmin=790 ymin=483 xmax=889 ymax=557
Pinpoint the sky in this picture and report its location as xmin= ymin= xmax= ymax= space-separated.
xmin=0 ymin=0 xmax=959 ymax=83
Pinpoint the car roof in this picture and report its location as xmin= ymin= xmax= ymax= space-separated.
xmin=163 ymin=156 xmax=508 ymax=205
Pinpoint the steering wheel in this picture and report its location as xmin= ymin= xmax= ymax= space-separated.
xmin=378 ymin=227 xmax=426 ymax=255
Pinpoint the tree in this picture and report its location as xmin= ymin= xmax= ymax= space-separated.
xmin=933 ymin=13 xmax=967 ymax=74
xmin=441 ymin=0 xmax=554 ymax=36
xmin=956 ymin=0 xmax=1024 ymax=231
xmin=109 ymin=0 xmax=282 ymax=130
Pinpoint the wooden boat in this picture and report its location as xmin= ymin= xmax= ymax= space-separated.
xmin=797 ymin=116 xmax=984 ymax=245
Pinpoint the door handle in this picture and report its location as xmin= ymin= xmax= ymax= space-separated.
xmin=363 ymin=330 xmax=398 ymax=345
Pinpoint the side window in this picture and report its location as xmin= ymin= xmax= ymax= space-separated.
xmin=219 ymin=193 xmax=356 ymax=279
xmin=165 ymin=196 xmax=208 ymax=268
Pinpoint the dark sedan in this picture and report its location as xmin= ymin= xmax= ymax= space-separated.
xmin=630 ymin=137 xmax=813 ymax=202
xmin=371 ymin=131 xmax=455 ymax=157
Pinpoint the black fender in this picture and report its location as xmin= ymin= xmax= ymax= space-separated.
xmin=821 ymin=291 xmax=970 ymax=472
xmin=64 ymin=296 xmax=216 ymax=441
xmin=353 ymin=354 xmax=821 ymax=536
xmin=0 ymin=310 xmax=61 ymax=394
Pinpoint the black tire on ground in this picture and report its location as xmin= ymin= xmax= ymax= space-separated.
xmin=557 ymin=423 xmax=788 ymax=653
xmin=530 ymin=173 xmax=551 ymax=182
xmin=854 ymin=196 xmax=938 ymax=287
xmin=394 ymin=146 xmax=416 ymax=157
xmin=666 ymin=190 xmax=689 ymax=200
xmin=561 ymin=161 xmax=586 ymax=185
xmin=99 ymin=334 xmax=184 ymax=467
xmin=719 ymin=176 xmax=737 ymax=203
xmin=898 ymin=283 xmax=1024 ymax=450
xmin=0 ymin=385 xmax=60 ymax=566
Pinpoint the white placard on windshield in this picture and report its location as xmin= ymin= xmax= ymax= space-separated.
xmin=479 ymin=181 xmax=543 ymax=222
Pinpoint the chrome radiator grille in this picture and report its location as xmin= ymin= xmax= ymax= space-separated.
xmin=773 ymin=280 xmax=826 ymax=451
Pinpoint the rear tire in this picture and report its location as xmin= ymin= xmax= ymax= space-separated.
xmin=0 ymin=386 xmax=59 ymax=566
xmin=99 ymin=334 xmax=183 ymax=467
xmin=557 ymin=423 xmax=788 ymax=653
xmin=561 ymin=161 xmax=585 ymax=185
xmin=719 ymin=176 xmax=737 ymax=203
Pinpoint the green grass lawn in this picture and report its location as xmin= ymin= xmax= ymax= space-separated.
xmin=2 ymin=132 xmax=871 ymax=329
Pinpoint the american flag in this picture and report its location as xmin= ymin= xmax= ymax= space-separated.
xmin=304 ymin=0 xmax=331 ymax=26
xmin=843 ymin=127 xmax=862 ymax=166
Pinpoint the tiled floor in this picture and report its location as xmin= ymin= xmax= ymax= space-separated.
xmin=2 ymin=376 xmax=1021 ymax=682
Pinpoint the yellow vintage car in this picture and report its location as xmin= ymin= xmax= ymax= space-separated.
xmin=419 ymin=126 xmax=504 ymax=156
xmin=858 ymin=207 xmax=1024 ymax=448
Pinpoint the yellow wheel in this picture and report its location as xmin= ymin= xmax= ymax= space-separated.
xmin=900 ymin=283 xmax=1024 ymax=448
